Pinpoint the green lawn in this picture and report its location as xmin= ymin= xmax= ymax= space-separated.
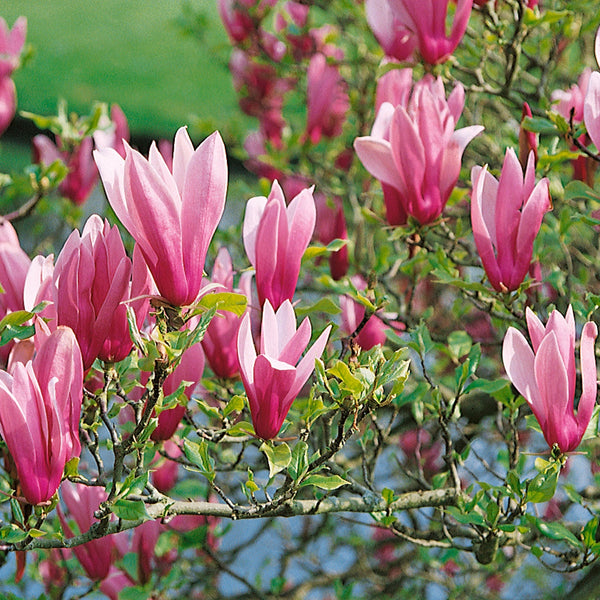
xmin=2 ymin=1 xmax=238 ymax=139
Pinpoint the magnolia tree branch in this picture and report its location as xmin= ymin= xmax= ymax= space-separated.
xmin=18 ymin=488 xmax=464 ymax=552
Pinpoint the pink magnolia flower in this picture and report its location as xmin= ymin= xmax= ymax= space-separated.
xmin=53 ymin=215 xmax=151 ymax=369
xmin=355 ymin=73 xmax=483 ymax=225
xmin=237 ymin=299 xmax=331 ymax=439
xmin=0 ymin=327 xmax=83 ymax=505
xmin=59 ymin=482 xmax=126 ymax=581
xmin=99 ymin=568 xmax=134 ymax=600
xmin=387 ymin=0 xmax=473 ymax=65
xmin=0 ymin=16 xmax=26 ymax=78
xmin=503 ymin=306 xmax=598 ymax=453
xmin=218 ymin=0 xmax=277 ymax=43
xmin=0 ymin=221 xmax=31 ymax=364
xmin=39 ymin=549 xmax=69 ymax=595
xmin=375 ymin=68 xmax=414 ymax=112
xmin=94 ymin=127 xmax=227 ymax=306
xmin=305 ymin=53 xmax=349 ymax=144
xmin=243 ymin=180 xmax=316 ymax=309
xmin=470 ymin=148 xmax=550 ymax=293
xmin=552 ymin=69 xmax=595 ymax=184
xmin=202 ymin=247 xmax=252 ymax=379
xmin=132 ymin=519 xmax=177 ymax=584
xmin=33 ymin=134 xmax=98 ymax=205
xmin=552 ymin=68 xmax=591 ymax=124
xmin=314 ymin=193 xmax=349 ymax=281
xmin=151 ymin=440 xmax=181 ymax=493
xmin=366 ymin=0 xmax=416 ymax=62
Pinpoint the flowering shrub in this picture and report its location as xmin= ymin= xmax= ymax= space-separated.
xmin=2 ymin=2 xmax=600 ymax=598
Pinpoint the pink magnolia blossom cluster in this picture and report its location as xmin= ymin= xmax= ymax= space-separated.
xmin=95 ymin=127 xmax=227 ymax=306
xmin=367 ymin=0 xmax=473 ymax=65
xmin=503 ymin=306 xmax=598 ymax=453
xmin=470 ymin=148 xmax=551 ymax=292
xmin=355 ymin=69 xmax=483 ymax=225
xmin=237 ymin=299 xmax=331 ymax=440
xmin=0 ymin=327 xmax=83 ymax=505
xmin=0 ymin=16 xmax=26 ymax=136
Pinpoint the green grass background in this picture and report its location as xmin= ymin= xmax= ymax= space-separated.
xmin=2 ymin=1 xmax=237 ymax=140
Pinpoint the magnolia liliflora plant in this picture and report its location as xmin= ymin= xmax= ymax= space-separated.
xmin=3 ymin=2 xmax=600 ymax=599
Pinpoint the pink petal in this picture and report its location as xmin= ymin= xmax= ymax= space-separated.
xmin=534 ymin=332 xmax=571 ymax=450
xmin=576 ymin=321 xmax=598 ymax=439
xmin=502 ymin=327 xmax=543 ymax=425
xmin=181 ymin=131 xmax=228 ymax=303
xmin=353 ymin=137 xmax=406 ymax=193
xmin=243 ymin=195 xmax=268 ymax=267
xmin=584 ymin=71 xmax=600 ymax=150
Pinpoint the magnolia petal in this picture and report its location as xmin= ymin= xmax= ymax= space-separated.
xmin=525 ymin=306 xmax=546 ymax=352
xmin=242 ymin=195 xmax=268 ymax=267
xmin=471 ymin=165 xmax=503 ymax=290
xmin=576 ymin=321 xmax=598 ymax=440
xmin=353 ymin=137 xmax=406 ymax=193
xmin=584 ymin=71 xmax=600 ymax=151
xmin=503 ymin=327 xmax=545 ymax=427
xmin=181 ymin=131 xmax=228 ymax=303
xmin=286 ymin=325 xmax=331 ymax=405
xmin=252 ymin=354 xmax=296 ymax=439
xmin=236 ymin=312 xmax=257 ymax=388
xmin=172 ymin=127 xmax=195 ymax=196
xmin=534 ymin=332 xmax=572 ymax=450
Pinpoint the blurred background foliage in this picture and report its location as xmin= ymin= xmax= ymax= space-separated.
xmin=0 ymin=1 xmax=239 ymax=170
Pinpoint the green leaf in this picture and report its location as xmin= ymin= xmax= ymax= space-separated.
xmin=0 ymin=525 xmax=28 ymax=543
xmin=531 ymin=546 xmax=544 ymax=558
xmin=223 ymin=395 xmax=245 ymax=418
xmin=119 ymin=587 xmax=151 ymax=600
xmin=524 ymin=413 xmax=543 ymax=435
xmin=448 ymin=330 xmax=472 ymax=359
xmin=63 ymin=457 xmax=80 ymax=478
xmin=522 ymin=116 xmax=558 ymax=135
xmin=197 ymin=291 xmax=247 ymax=317
xmin=302 ymin=238 xmax=348 ymax=261
xmin=288 ymin=441 xmax=309 ymax=481
xmin=564 ymin=180 xmax=600 ymax=203
xmin=300 ymin=473 xmax=349 ymax=490
xmin=260 ymin=441 xmax=292 ymax=478
xmin=582 ymin=405 xmax=600 ymax=441
xmin=382 ymin=488 xmax=398 ymax=506
xmin=295 ymin=297 xmax=341 ymax=319
xmin=486 ymin=501 xmax=499 ymax=526
xmin=183 ymin=305 xmax=217 ymax=349
xmin=327 ymin=360 xmax=363 ymax=396
xmin=526 ymin=464 xmax=559 ymax=503
xmin=464 ymin=378 xmax=511 ymax=395
xmin=183 ymin=439 xmax=215 ymax=482
xmin=226 ymin=420 xmax=255 ymax=437
xmin=446 ymin=506 xmax=486 ymax=527
xmin=112 ymin=499 xmax=149 ymax=521
xmin=536 ymin=520 xmax=582 ymax=549
xmin=126 ymin=305 xmax=146 ymax=353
